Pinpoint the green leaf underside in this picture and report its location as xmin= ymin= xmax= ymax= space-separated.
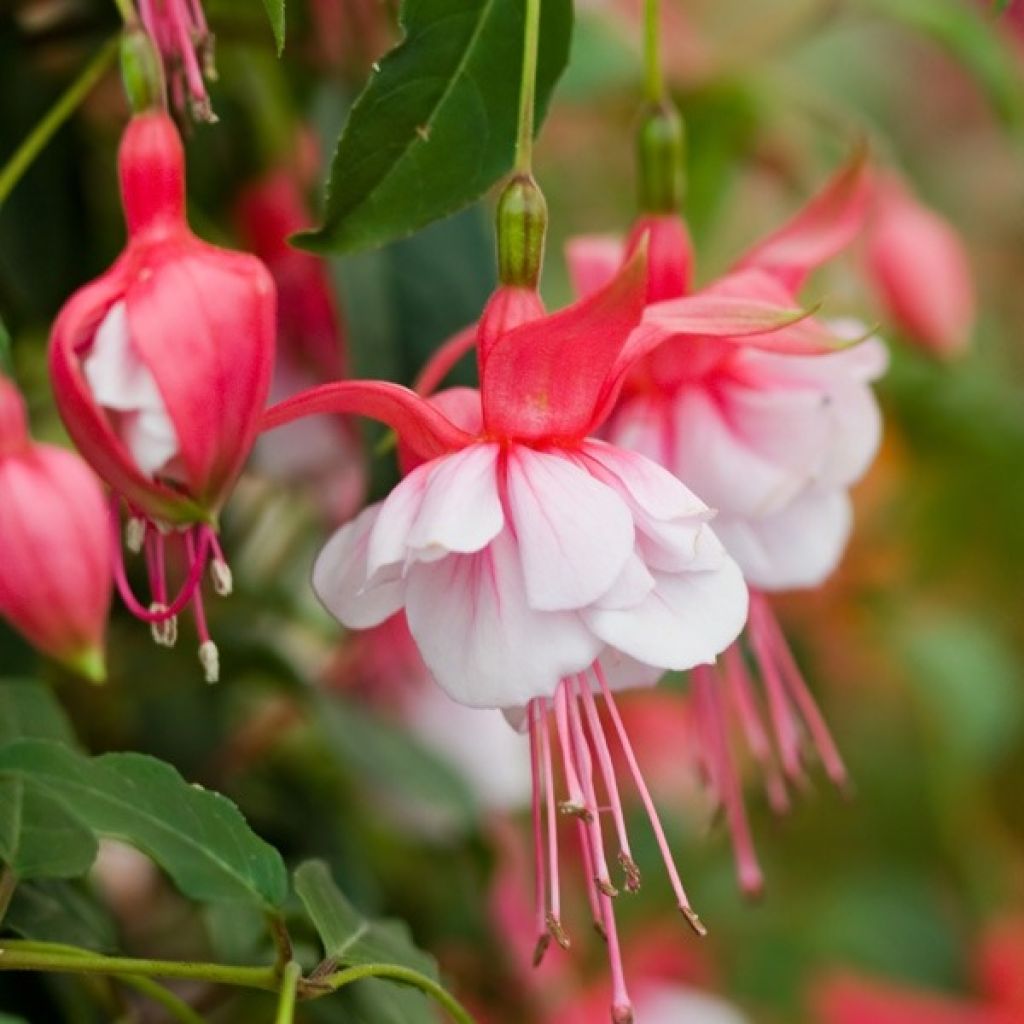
xmin=300 ymin=0 xmax=573 ymax=253
xmin=0 ymin=681 xmax=95 ymax=879
xmin=5 ymin=878 xmax=118 ymax=951
xmin=0 ymin=741 xmax=287 ymax=910
xmin=261 ymin=0 xmax=286 ymax=54
xmin=333 ymin=978 xmax=438 ymax=1024
xmin=293 ymin=860 xmax=438 ymax=978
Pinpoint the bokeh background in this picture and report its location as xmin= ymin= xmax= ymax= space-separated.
xmin=2 ymin=0 xmax=1023 ymax=1021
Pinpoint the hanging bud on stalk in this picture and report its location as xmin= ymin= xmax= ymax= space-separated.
xmin=49 ymin=111 xmax=276 ymax=680
xmin=0 ymin=377 xmax=112 ymax=681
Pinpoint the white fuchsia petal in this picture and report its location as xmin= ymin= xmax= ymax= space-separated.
xmin=313 ymin=505 xmax=405 ymax=629
xmin=404 ymin=527 xmax=603 ymax=708
xmin=583 ymin=558 xmax=748 ymax=671
xmin=506 ymin=447 xmax=634 ymax=612
xmin=365 ymin=461 xmax=432 ymax=579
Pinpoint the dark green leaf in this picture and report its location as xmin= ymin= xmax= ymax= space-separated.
xmin=5 ymin=878 xmax=118 ymax=951
xmin=331 ymin=978 xmax=438 ymax=1024
xmin=315 ymin=696 xmax=478 ymax=832
xmin=0 ymin=741 xmax=288 ymax=910
xmin=0 ymin=681 xmax=94 ymax=879
xmin=0 ymin=679 xmax=76 ymax=747
xmin=261 ymin=0 xmax=285 ymax=54
xmin=300 ymin=0 xmax=574 ymax=253
xmin=293 ymin=859 xmax=438 ymax=978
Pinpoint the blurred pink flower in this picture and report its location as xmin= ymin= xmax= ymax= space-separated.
xmin=0 ymin=377 xmax=111 ymax=680
xmin=138 ymin=0 xmax=216 ymax=122
xmin=565 ymin=152 xmax=883 ymax=896
xmin=865 ymin=173 xmax=975 ymax=359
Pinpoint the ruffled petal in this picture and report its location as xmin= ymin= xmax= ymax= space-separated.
xmin=506 ymin=447 xmax=634 ymax=612
xmin=313 ymin=505 xmax=406 ymax=629
xmin=405 ymin=443 xmax=504 ymax=559
xmin=405 ymin=528 xmax=603 ymax=708
xmin=366 ymin=463 xmax=431 ymax=580
xmin=714 ymin=489 xmax=853 ymax=591
xmin=583 ymin=557 xmax=748 ymax=671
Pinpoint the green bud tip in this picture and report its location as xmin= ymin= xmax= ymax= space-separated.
xmin=497 ymin=174 xmax=548 ymax=290
xmin=637 ymin=100 xmax=686 ymax=215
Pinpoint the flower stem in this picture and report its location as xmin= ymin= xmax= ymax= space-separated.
xmin=644 ymin=0 xmax=665 ymax=102
xmin=514 ymin=0 xmax=543 ymax=175
xmin=0 ymin=37 xmax=119 ymax=209
xmin=267 ymin=911 xmax=294 ymax=976
xmin=274 ymin=961 xmax=301 ymax=1024
xmin=0 ymin=939 xmax=280 ymax=992
xmin=0 ymin=866 xmax=16 ymax=926
xmin=328 ymin=963 xmax=476 ymax=1024
xmin=112 ymin=0 xmax=138 ymax=26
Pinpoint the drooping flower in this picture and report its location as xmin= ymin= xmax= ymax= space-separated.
xmin=235 ymin=165 xmax=365 ymax=523
xmin=49 ymin=111 xmax=276 ymax=680
xmin=0 ymin=377 xmax=112 ymax=680
xmin=565 ymin=152 xmax=884 ymax=896
xmin=137 ymin=0 xmax=217 ymax=122
xmin=263 ymin=249 xmax=814 ymax=1022
xmin=865 ymin=172 xmax=975 ymax=358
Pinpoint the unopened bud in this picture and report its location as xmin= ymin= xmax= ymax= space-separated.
xmin=199 ymin=640 xmax=219 ymax=683
xmin=637 ymin=100 xmax=686 ymax=214
xmin=124 ymin=516 xmax=146 ymax=554
xmin=496 ymin=174 xmax=548 ymax=289
xmin=210 ymin=558 xmax=233 ymax=597
xmin=120 ymin=27 xmax=166 ymax=114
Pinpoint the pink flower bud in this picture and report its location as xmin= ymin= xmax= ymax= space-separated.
xmin=0 ymin=377 xmax=111 ymax=680
xmin=866 ymin=175 xmax=975 ymax=358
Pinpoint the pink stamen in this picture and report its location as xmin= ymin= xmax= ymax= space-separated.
xmin=527 ymin=700 xmax=549 ymax=964
xmin=722 ymin=644 xmax=790 ymax=814
xmin=591 ymin=663 xmax=706 ymax=936
xmin=553 ymin=681 xmax=588 ymax=819
xmin=564 ymin=679 xmax=616 ymax=897
xmin=748 ymin=600 xmax=806 ymax=786
xmin=692 ymin=665 xmax=764 ymax=898
xmin=538 ymin=701 xmax=568 ymax=950
xmin=599 ymin=867 xmax=633 ymax=1024
xmin=757 ymin=595 xmax=849 ymax=791
xmin=575 ymin=675 xmax=640 ymax=893
xmin=109 ymin=499 xmax=210 ymax=623
xmin=575 ymin=816 xmax=604 ymax=938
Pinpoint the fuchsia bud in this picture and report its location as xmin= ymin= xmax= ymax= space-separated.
xmin=49 ymin=111 xmax=275 ymax=674
xmin=0 ymin=377 xmax=111 ymax=680
xmin=865 ymin=174 xmax=975 ymax=358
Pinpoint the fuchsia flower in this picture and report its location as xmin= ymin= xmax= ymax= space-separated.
xmin=565 ymin=153 xmax=886 ymax=896
xmin=263 ymin=248 xmax=816 ymax=1023
xmin=0 ymin=377 xmax=111 ymax=680
xmin=235 ymin=167 xmax=365 ymax=522
xmin=49 ymin=111 xmax=275 ymax=679
xmin=138 ymin=0 xmax=217 ymax=122
xmin=865 ymin=173 xmax=975 ymax=358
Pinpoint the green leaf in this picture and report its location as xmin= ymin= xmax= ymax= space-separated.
xmin=0 ymin=679 xmax=76 ymax=747
xmin=300 ymin=0 xmax=574 ymax=253
xmin=0 ymin=680 xmax=95 ymax=879
xmin=294 ymin=860 xmax=437 ymax=978
xmin=5 ymin=879 xmax=118 ymax=951
xmin=0 ymin=741 xmax=288 ymax=910
xmin=315 ymin=696 xmax=478 ymax=832
xmin=261 ymin=0 xmax=285 ymax=54
xmin=332 ymin=978 xmax=439 ymax=1024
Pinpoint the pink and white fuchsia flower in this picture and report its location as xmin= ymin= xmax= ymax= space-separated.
xmin=566 ymin=153 xmax=886 ymax=896
xmin=263 ymin=249 xmax=816 ymax=1024
xmin=49 ymin=111 xmax=275 ymax=680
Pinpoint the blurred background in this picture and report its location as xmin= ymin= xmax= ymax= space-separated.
xmin=2 ymin=0 xmax=1024 ymax=1021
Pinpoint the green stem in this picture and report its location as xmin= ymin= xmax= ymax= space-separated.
xmin=0 ymin=37 xmax=119 ymax=209
xmin=267 ymin=911 xmax=294 ymax=977
xmin=117 ymin=975 xmax=207 ymax=1024
xmin=112 ymin=0 xmax=138 ymax=25
xmin=0 ymin=939 xmax=279 ymax=992
xmin=513 ymin=0 xmax=543 ymax=174
xmin=274 ymin=961 xmax=301 ymax=1024
xmin=328 ymin=963 xmax=476 ymax=1024
xmin=644 ymin=0 xmax=664 ymax=102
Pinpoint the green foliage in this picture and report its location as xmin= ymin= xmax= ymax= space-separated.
xmin=262 ymin=0 xmax=286 ymax=55
xmin=5 ymin=880 xmax=117 ymax=952
xmin=0 ymin=739 xmax=288 ymax=910
xmin=0 ymin=317 xmax=11 ymax=377
xmin=300 ymin=0 xmax=574 ymax=252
